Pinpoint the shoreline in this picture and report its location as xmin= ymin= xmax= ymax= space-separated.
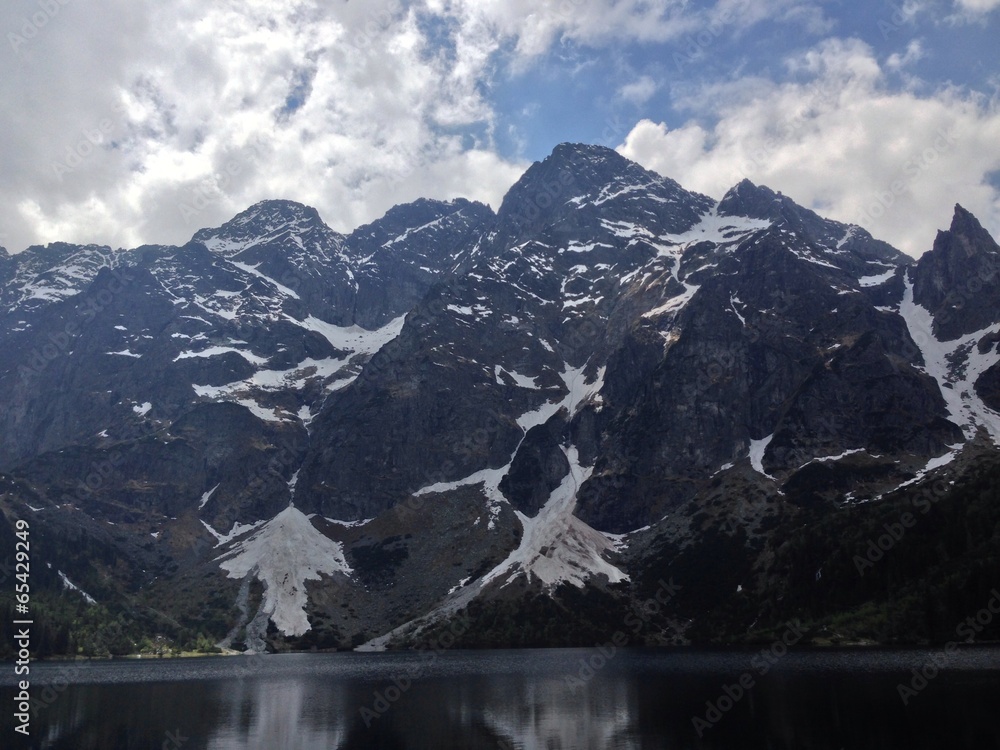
xmin=6 ymin=639 xmax=1000 ymax=665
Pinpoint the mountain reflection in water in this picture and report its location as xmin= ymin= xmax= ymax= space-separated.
xmin=3 ymin=648 xmax=999 ymax=749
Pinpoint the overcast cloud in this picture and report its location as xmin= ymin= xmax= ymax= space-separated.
xmin=1 ymin=0 xmax=997 ymax=257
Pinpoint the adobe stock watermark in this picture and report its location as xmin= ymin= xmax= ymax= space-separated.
xmin=878 ymin=0 xmax=920 ymax=40
xmin=345 ymin=4 xmax=399 ymax=52
xmin=564 ymin=577 xmax=683 ymax=693
xmin=8 ymin=0 xmax=71 ymax=55
xmin=860 ymin=127 xmax=958 ymax=224
xmin=159 ymin=729 xmax=189 ymax=750
xmin=927 ymin=253 xmax=1000 ymax=331
xmin=853 ymin=477 xmax=952 ymax=576
xmin=506 ymin=168 xmax=578 ymax=237
xmin=736 ymin=75 xmax=844 ymax=182
xmin=50 ymin=100 xmax=129 ymax=183
xmin=853 ymin=511 xmax=917 ymax=576
xmin=358 ymin=611 xmax=471 ymax=727
xmin=18 ymin=267 xmax=135 ymax=382
xmin=691 ymin=620 xmax=806 ymax=737
xmin=672 ymin=5 xmax=740 ymax=71
xmin=21 ymin=660 xmax=89 ymax=720
xmin=897 ymin=589 xmax=1000 ymax=705
xmin=57 ymin=451 xmax=126 ymax=507
xmin=177 ymin=133 xmax=270 ymax=224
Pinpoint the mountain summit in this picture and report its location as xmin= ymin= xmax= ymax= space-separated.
xmin=2 ymin=144 xmax=1000 ymax=656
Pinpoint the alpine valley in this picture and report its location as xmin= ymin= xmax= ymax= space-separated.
xmin=2 ymin=143 xmax=1000 ymax=657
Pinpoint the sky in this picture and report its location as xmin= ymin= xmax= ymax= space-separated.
xmin=1 ymin=0 xmax=998 ymax=258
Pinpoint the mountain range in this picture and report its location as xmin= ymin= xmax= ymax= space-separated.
xmin=2 ymin=143 xmax=1000 ymax=656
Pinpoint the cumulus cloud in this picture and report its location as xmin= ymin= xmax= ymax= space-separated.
xmin=618 ymin=75 xmax=658 ymax=105
xmin=618 ymin=38 xmax=1000 ymax=256
xmin=0 ymin=0 xmax=524 ymax=252
xmin=0 ymin=0 xmax=985 ymax=258
xmin=431 ymin=0 xmax=832 ymax=69
xmin=426 ymin=0 xmax=696 ymax=62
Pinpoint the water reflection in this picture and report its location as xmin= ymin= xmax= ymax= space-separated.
xmin=475 ymin=678 xmax=637 ymax=749
xmin=207 ymin=678 xmax=348 ymax=750
xmin=3 ymin=648 xmax=1000 ymax=749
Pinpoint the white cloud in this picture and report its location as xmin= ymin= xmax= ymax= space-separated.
xmin=618 ymin=75 xmax=658 ymax=105
xmin=0 ymin=0 xmax=525 ymax=252
xmin=946 ymin=0 xmax=1000 ymax=23
xmin=427 ymin=0 xmax=697 ymax=62
xmin=0 ymin=1 xmax=981 ymax=258
xmin=954 ymin=0 xmax=1000 ymax=12
xmin=432 ymin=0 xmax=832 ymax=68
xmin=886 ymin=39 xmax=925 ymax=70
xmin=618 ymin=38 xmax=1000 ymax=256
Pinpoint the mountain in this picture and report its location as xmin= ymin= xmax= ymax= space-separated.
xmin=2 ymin=143 xmax=999 ymax=658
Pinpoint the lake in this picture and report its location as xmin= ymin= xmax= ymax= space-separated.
xmin=2 ymin=647 xmax=999 ymax=749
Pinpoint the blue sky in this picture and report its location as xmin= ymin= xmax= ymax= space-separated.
xmin=1 ymin=0 xmax=998 ymax=256
xmin=494 ymin=3 xmax=999 ymax=162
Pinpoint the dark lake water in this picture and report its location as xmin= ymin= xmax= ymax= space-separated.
xmin=3 ymin=647 xmax=1000 ymax=749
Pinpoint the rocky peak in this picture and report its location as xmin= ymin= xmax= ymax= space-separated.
xmin=912 ymin=204 xmax=1000 ymax=340
xmin=342 ymin=197 xmax=495 ymax=328
xmin=5 ymin=142 xmax=1000 ymax=655
xmin=719 ymin=179 xmax=908 ymax=271
xmin=192 ymin=199 xmax=343 ymax=258
xmin=345 ymin=197 xmax=493 ymax=264
xmin=942 ymin=204 xmax=999 ymax=258
xmin=717 ymin=179 xmax=784 ymax=220
xmin=491 ymin=142 xmax=714 ymax=255
xmin=1 ymin=243 xmax=121 ymax=314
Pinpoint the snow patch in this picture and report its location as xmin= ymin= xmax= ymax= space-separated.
xmin=858 ymin=269 xmax=896 ymax=288
xmin=494 ymin=364 xmax=541 ymax=390
xmin=174 ymin=346 xmax=268 ymax=366
xmin=413 ymin=464 xmax=510 ymax=527
xmin=837 ymin=226 xmax=858 ymax=249
xmin=516 ymin=365 xmax=605 ymax=431
xmin=230 ymin=261 xmax=301 ymax=299
xmin=749 ymin=435 xmax=776 ymax=479
xmin=561 ymin=241 xmax=614 ymax=254
xmin=231 ymin=398 xmax=295 ymax=423
xmin=216 ymin=505 xmax=352 ymax=637
xmin=58 ymin=571 xmax=96 ymax=605
xmin=201 ymin=518 xmax=267 ymax=547
xmin=323 ymin=517 xmax=373 ymax=528
xmin=642 ymin=282 xmax=699 ymax=319
xmin=290 ymin=314 xmax=405 ymax=356
xmin=198 ymin=484 xmax=220 ymax=511
xmin=729 ymin=295 xmax=747 ymax=326
xmin=899 ymin=277 xmax=1000 ymax=443
xmin=563 ymin=295 xmax=603 ymax=310
xmin=867 ymin=444 xmax=964 ymax=503
xmin=480 ymin=446 xmax=629 ymax=590
xmin=797 ymin=448 xmax=866 ymax=470
xmin=663 ymin=208 xmax=772 ymax=247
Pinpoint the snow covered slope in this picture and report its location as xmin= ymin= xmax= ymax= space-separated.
xmin=217 ymin=505 xmax=351 ymax=637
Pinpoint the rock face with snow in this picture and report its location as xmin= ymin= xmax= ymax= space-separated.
xmin=912 ymin=204 xmax=1000 ymax=340
xmin=3 ymin=143 xmax=1000 ymax=652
